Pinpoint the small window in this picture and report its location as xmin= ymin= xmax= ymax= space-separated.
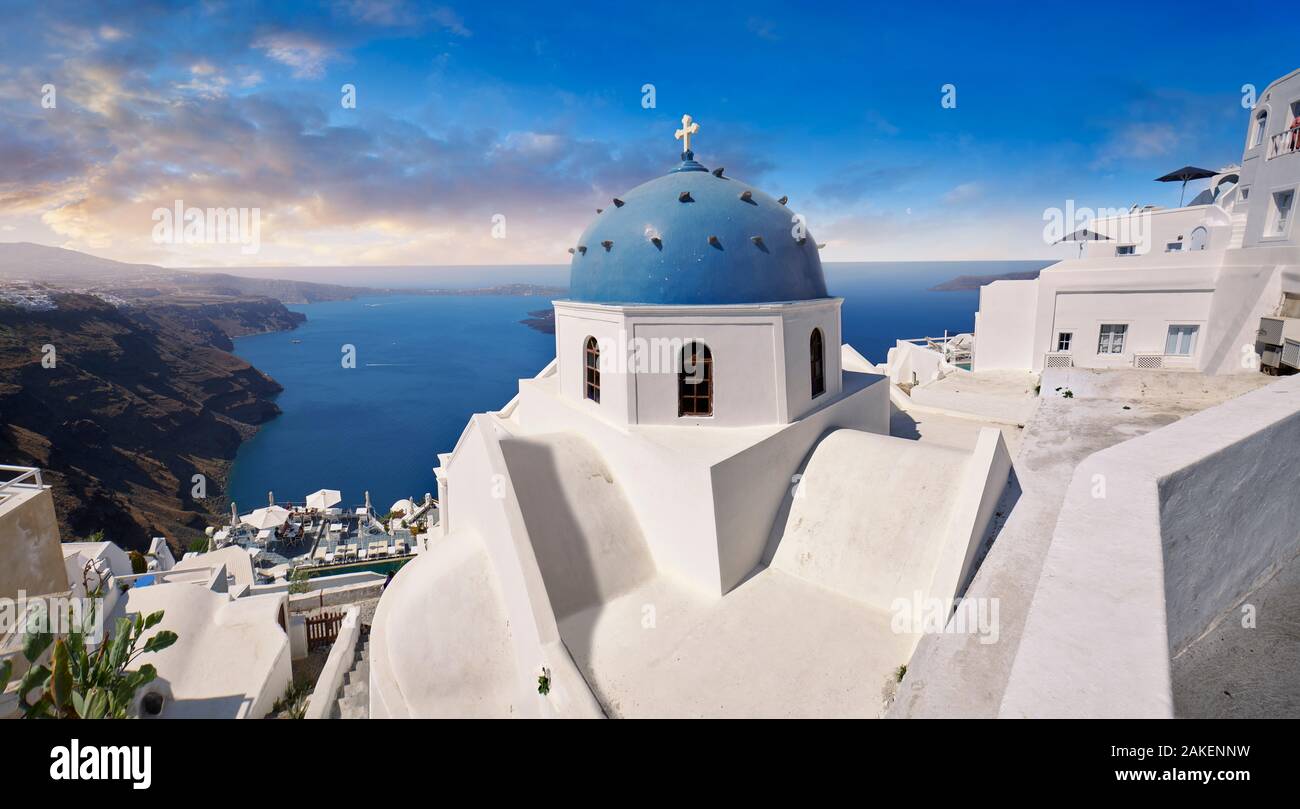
xmin=809 ymin=328 xmax=825 ymax=398
xmin=678 ymin=342 xmax=713 ymax=417
xmin=1116 ymin=244 xmax=1136 ymax=256
xmin=1270 ymin=189 xmax=1295 ymax=236
xmin=1165 ymin=325 xmax=1199 ymax=356
xmin=583 ymin=336 xmax=600 ymax=403
xmin=1253 ymin=110 xmax=1269 ymax=147
xmin=1097 ymin=324 xmax=1128 ymax=354
xmin=1056 ymin=332 xmax=1073 ymax=352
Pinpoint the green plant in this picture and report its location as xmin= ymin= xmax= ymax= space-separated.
xmin=537 ymin=668 xmax=551 ymax=696
xmin=1060 ymin=388 xmax=1074 ymax=399
xmin=895 ymin=664 xmax=907 ymax=683
xmin=268 ymin=679 xmax=311 ymax=719
xmin=128 ymin=550 xmax=147 ymax=574
xmin=189 ymin=536 xmax=210 ymax=554
xmin=0 ymin=570 xmax=177 ymax=719
xmin=288 ymin=566 xmax=312 ymax=595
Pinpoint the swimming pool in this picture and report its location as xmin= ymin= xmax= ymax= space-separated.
xmin=304 ymin=556 xmax=413 ymax=578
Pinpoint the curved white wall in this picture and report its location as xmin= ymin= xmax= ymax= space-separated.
xmin=1001 ymin=374 xmax=1300 ymax=718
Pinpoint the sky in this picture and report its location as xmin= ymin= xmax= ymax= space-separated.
xmin=1 ymin=0 xmax=1298 ymax=270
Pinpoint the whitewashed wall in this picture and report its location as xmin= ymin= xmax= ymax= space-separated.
xmin=1001 ymin=375 xmax=1300 ymax=718
xmin=972 ymin=280 xmax=1038 ymax=371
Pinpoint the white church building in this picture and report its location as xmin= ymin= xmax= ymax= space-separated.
xmin=975 ymin=68 xmax=1300 ymax=376
xmin=369 ymin=120 xmax=1012 ymax=718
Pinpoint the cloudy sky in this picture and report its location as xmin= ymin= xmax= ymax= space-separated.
xmin=1 ymin=0 xmax=1296 ymax=270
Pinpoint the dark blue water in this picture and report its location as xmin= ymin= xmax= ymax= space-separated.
xmin=228 ymin=260 xmax=1051 ymax=510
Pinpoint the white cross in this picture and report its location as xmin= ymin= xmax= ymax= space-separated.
xmin=675 ymin=114 xmax=700 ymax=153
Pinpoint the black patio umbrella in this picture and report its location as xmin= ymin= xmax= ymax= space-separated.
xmin=1056 ymin=227 xmax=1112 ymax=258
xmin=1155 ymin=166 xmax=1218 ymax=206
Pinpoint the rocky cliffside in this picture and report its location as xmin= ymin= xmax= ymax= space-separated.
xmin=0 ymin=293 xmax=297 ymax=551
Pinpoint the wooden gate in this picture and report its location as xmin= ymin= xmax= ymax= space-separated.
xmin=306 ymin=610 xmax=344 ymax=651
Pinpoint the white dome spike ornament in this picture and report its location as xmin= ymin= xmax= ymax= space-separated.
xmin=675 ymin=114 xmax=700 ymax=155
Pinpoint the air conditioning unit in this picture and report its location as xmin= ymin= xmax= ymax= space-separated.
xmin=1258 ymin=316 xmax=1300 ymax=346
xmin=1256 ymin=317 xmax=1300 ymax=373
xmin=1283 ymin=339 xmax=1300 ymax=370
xmin=1044 ymin=352 xmax=1073 ymax=368
xmin=1133 ymin=353 xmax=1164 ymax=369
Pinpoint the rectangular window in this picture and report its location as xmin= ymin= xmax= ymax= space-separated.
xmin=1056 ymin=332 xmax=1073 ymax=352
xmin=1253 ymin=112 xmax=1268 ymax=147
xmin=1165 ymin=325 xmax=1200 ymax=356
xmin=1271 ymin=189 xmax=1295 ymax=235
xmin=1116 ymin=244 xmax=1136 ymax=256
xmin=1097 ymin=324 xmax=1128 ymax=354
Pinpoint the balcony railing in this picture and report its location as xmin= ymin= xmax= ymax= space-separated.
xmin=0 ymin=464 xmax=44 ymax=504
xmin=1269 ymin=125 xmax=1300 ymax=159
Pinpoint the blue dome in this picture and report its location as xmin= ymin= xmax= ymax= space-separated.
xmin=567 ymin=154 xmax=828 ymax=305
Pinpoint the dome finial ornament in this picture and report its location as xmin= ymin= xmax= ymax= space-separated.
xmin=674 ymin=114 xmax=700 ymax=156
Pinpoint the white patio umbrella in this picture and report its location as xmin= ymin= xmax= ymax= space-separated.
xmin=305 ymin=489 xmax=342 ymax=511
xmin=241 ymin=505 xmax=291 ymax=531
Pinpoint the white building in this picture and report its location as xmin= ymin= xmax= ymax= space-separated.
xmin=369 ymin=121 xmax=1013 ymax=718
xmin=0 ymin=464 xmax=291 ymax=719
xmin=975 ymin=68 xmax=1300 ymax=376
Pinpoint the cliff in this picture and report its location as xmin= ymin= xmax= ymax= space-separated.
xmin=0 ymin=294 xmax=296 ymax=552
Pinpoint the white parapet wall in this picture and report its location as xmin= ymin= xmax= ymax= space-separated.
xmin=305 ymin=605 xmax=361 ymax=719
xmin=1000 ymin=373 xmax=1300 ymax=718
xmin=886 ymin=339 xmax=953 ymax=386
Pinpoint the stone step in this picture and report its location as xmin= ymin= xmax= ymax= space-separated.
xmin=337 ymin=689 xmax=368 ymax=719
xmin=342 ymin=680 xmax=366 ymax=700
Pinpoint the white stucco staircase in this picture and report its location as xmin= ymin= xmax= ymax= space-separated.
xmin=1227 ymin=211 xmax=1248 ymax=249
xmin=331 ymin=626 xmax=370 ymax=719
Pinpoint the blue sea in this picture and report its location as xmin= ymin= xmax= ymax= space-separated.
xmin=227 ymin=260 xmax=1050 ymax=511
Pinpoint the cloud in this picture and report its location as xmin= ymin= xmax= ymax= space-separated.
xmin=747 ymin=17 xmax=779 ymax=41
xmin=814 ymin=164 xmax=924 ymax=204
xmin=336 ymin=1 xmax=471 ymax=35
xmin=1 ymin=53 xmax=694 ymax=265
xmin=1091 ymin=123 xmax=1178 ymax=167
xmin=942 ymin=182 xmax=982 ymax=205
xmin=253 ymin=32 xmax=338 ymax=78
xmin=866 ymin=110 xmax=900 ymax=136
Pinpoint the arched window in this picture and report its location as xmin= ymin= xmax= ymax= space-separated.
xmin=584 ymin=336 xmax=600 ymax=403
xmin=1252 ymin=109 xmax=1268 ymax=148
xmin=678 ymin=342 xmax=713 ymax=416
xmin=810 ymin=328 xmax=825 ymax=398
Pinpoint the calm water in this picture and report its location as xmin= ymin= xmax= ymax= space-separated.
xmin=228 ymin=260 xmax=1050 ymax=510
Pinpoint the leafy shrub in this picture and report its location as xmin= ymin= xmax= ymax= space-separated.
xmin=1 ymin=605 xmax=177 ymax=719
